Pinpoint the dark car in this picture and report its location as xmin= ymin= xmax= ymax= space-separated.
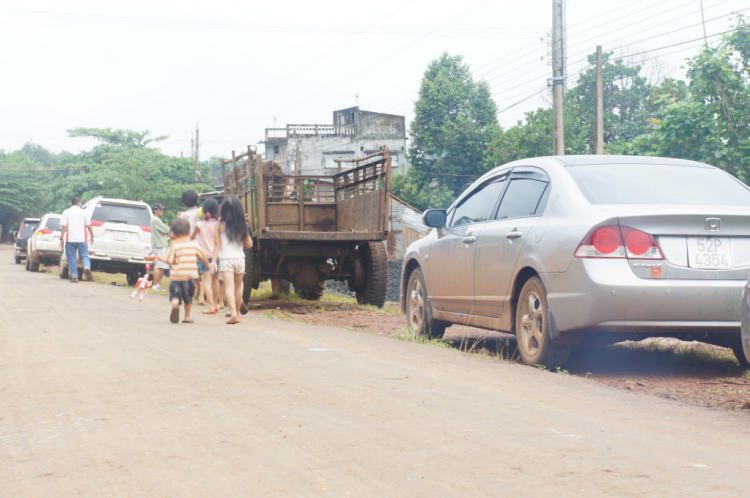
xmin=14 ymin=217 xmax=41 ymax=264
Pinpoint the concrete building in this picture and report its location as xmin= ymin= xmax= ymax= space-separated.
xmin=263 ymin=107 xmax=408 ymax=176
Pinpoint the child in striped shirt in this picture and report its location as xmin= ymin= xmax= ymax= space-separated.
xmin=158 ymin=217 xmax=210 ymax=324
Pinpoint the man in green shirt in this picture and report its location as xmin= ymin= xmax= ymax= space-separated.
xmin=150 ymin=203 xmax=171 ymax=290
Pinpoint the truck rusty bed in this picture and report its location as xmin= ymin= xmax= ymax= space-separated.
xmin=222 ymin=148 xmax=391 ymax=242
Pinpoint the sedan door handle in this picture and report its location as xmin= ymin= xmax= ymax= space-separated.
xmin=462 ymin=236 xmax=477 ymax=244
xmin=506 ymin=231 xmax=522 ymax=239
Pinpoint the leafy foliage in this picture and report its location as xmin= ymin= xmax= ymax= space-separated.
xmin=393 ymin=53 xmax=500 ymax=211
xmin=623 ymin=16 xmax=750 ymax=181
xmin=48 ymin=128 xmax=214 ymax=221
xmin=0 ymin=151 xmax=47 ymax=234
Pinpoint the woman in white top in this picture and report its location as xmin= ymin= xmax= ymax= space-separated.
xmin=210 ymin=195 xmax=253 ymax=324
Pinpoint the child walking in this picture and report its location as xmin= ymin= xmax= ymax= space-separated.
xmin=191 ymin=198 xmax=220 ymax=314
xmin=210 ymin=195 xmax=253 ymax=325
xmin=130 ymin=265 xmax=152 ymax=301
xmin=158 ymin=217 xmax=210 ymax=324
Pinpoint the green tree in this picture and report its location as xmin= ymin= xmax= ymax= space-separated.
xmin=393 ymin=53 xmax=500 ymax=211
xmin=623 ymin=16 xmax=750 ymax=181
xmin=489 ymin=51 xmax=676 ymax=164
xmin=0 ymin=151 xmax=47 ymax=234
xmin=49 ymin=128 xmax=213 ymax=217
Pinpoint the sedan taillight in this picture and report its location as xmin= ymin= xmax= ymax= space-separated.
xmin=575 ymin=225 xmax=664 ymax=260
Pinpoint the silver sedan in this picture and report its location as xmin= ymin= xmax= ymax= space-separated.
xmin=400 ymin=155 xmax=750 ymax=367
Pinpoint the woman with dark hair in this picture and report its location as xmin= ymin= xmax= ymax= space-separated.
xmin=210 ymin=195 xmax=253 ymax=324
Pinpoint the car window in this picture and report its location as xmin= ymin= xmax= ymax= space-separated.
xmin=44 ymin=217 xmax=62 ymax=231
xmin=451 ymin=177 xmax=507 ymax=227
xmin=567 ymin=164 xmax=750 ymax=205
xmin=495 ymin=179 xmax=549 ymax=220
xmin=92 ymin=203 xmax=151 ymax=226
xmin=19 ymin=223 xmax=38 ymax=238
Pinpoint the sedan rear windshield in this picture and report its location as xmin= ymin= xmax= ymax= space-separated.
xmin=92 ymin=203 xmax=151 ymax=226
xmin=567 ymin=164 xmax=750 ymax=205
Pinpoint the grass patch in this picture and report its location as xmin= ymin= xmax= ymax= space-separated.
xmin=396 ymin=327 xmax=451 ymax=348
xmin=622 ymin=339 xmax=739 ymax=368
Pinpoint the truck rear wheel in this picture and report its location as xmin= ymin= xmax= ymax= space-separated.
xmin=355 ymin=241 xmax=388 ymax=308
xmin=272 ymin=279 xmax=291 ymax=294
xmin=296 ymin=283 xmax=325 ymax=301
xmin=242 ymin=249 xmax=260 ymax=304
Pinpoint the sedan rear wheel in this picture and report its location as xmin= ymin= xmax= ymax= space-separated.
xmin=406 ymin=268 xmax=445 ymax=339
xmin=515 ymin=277 xmax=570 ymax=367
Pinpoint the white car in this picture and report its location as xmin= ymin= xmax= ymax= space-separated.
xmin=26 ymin=213 xmax=63 ymax=271
xmin=59 ymin=197 xmax=153 ymax=285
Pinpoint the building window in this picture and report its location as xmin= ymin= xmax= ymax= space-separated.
xmin=274 ymin=145 xmax=280 ymax=156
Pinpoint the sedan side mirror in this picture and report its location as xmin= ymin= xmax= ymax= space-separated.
xmin=423 ymin=209 xmax=447 ymax=228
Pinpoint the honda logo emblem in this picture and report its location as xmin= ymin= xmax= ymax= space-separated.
xmin=705 ymin=218 xmax=721 ymax=231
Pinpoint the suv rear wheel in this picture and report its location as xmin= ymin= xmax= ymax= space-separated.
xmin=58 ymin=257 xmax=69 ymax=279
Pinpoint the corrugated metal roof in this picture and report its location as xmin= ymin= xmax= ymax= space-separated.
xmin=390 ymin=195 xmax=428 ymax=235
xmin=401 ymin=206 xmax=428 ymax=234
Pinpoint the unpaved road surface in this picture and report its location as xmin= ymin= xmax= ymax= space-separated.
xmin=3 ymin=247 xmax=750 ymax=497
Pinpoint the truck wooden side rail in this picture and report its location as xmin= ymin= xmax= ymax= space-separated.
xmin=221 ymin=147 xmax=391 ymax=306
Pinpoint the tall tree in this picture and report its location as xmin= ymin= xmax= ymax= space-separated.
xmin=624 ymin=16 xmax=750 ymax=181
xmin=392 ymin=53 xmax=500 ymax=211
xmin=0 ymin=151 xmax=47 ymax=234
xmin=50 ymin=128 xmax=213 ymax=217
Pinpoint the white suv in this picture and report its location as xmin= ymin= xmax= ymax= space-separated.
xmin=26 ymin=213 xmax=63 ymax=272
xmin=59 ymin=197 xmax=153 ymax=285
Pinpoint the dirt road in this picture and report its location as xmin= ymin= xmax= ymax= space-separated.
xmin=3 ymin=247 xmax=750 ymax=497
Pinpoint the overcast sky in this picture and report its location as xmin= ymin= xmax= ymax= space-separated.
xmin=1 ymin=0 xmax=747 ymax=159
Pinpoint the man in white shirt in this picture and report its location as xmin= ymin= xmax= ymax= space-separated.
xmin=60 ymin=197 xmax=95 ymax=283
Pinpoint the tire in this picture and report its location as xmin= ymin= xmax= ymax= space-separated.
xmin=25 ymin=255 xmax=30 ymax=271
xmin=355 ymin=241 xmax=388 ymax=308
xmin=29 ymin=256 xmax=40 ymax=272
xmin=126 ymin=272 xmax=140 ymax=287
xmin=296 ymin=282 xmax=325 ymax=301
xmin=729 ymin=340 xmax=750 ymax=369
xmin=242 ymin=249 xmax=259 ymax=304
xmin=272 ymin=279 xmax=291 ymax=294
xmin=15 ymin=256 xmax=21 ymax=265
xmin=59 ymin=257 xmax=69 ymax=279
xmin=405 ymin=267 xmax=446 ymax=339
xmin=515 ymin=276 xmax=571 ymax=367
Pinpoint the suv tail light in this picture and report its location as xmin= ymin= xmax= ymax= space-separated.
xmin=37 ymin=229 xmax=53 ymax=235
xmin=575 ymin=225 xmax=663 ymax=260
xmin=140 ymin=225 xmax=151 ymax=232
xmin=91 ymin=220 xmax=104 ymax=227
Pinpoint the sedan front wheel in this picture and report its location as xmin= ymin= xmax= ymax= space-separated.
xmin=515 ymin=276 xmax=570 ymax=367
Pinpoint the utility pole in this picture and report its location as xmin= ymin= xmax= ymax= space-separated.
xmin=551 ymin=0 xmax=566 ymax=155
xmin=595 ymin=45 xmax=604 ymax=155
xmin=194 ymin=123 xmax=201 ymax=183
xmin=699 ymin=0 xmax=708 ymax=46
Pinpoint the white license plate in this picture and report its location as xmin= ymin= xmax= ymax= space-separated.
xmin=113 ymin=231 xmax=128 ymax=242
xmin=687 ymin=237 xmax=733 ymax=269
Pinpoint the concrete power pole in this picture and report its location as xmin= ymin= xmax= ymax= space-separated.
xmin=194 ymin=123 xmax=201 ymax=183
xmin=551 ymin=0 xmax=566 ymax=155
xmin=595 ymin=45 xmax=604 ymax=155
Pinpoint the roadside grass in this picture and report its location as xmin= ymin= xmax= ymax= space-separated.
xmin=396 ymin=327 xmax=451 ymax=348
xmin=619 ymin=339 xmax=740 ymax=370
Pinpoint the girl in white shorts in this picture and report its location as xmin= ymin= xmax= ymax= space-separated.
xmin=210 ymin=195 xmax=253 ymax=324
